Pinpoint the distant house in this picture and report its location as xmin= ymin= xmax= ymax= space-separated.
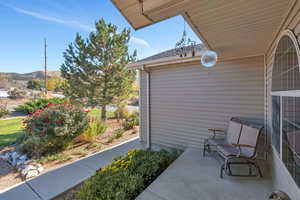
xmin=112 ymin=0 xmax=300 ymax=199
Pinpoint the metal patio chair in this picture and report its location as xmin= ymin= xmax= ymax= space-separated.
xmin=217 ymin=124 xmax=264 ymax=178
xmin=203 ymin=118 xmax=242 ymax=157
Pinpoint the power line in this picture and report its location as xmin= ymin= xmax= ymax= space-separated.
xmin=44 ymin=38 xmax=47 ymax=95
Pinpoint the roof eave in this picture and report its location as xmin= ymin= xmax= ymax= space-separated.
xmin=128 ymin=56 xmax=201 ymax=70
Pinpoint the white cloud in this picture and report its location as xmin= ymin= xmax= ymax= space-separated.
xmin=7 ymin=5 xmax=94 ymax=31
xmin=4 ymin=4 xmax=151 ymax=47
xmin=130 ymin=37 xmax=150 ymax=48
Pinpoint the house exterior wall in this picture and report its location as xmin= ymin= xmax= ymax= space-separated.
xmin=265 ymin=1 xmax=300 ymax=199
xmin=139 ymin=56 xmax=264 ymax=149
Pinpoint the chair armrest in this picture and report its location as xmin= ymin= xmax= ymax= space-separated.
xmin=231 ymin=144 xmax=255 ymax=149
xmin=208 ymin=128 xmax=225 ymax=133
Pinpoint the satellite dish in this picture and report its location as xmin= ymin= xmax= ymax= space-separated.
xmin=201 ymin=50 xmax=218 ymax=67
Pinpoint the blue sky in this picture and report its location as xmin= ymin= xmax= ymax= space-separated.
xmin=0 ymin=0 xmax=200 ymax=73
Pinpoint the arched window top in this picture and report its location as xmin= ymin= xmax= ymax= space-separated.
xmin=272 ymin=30 xmax=300 ymax=92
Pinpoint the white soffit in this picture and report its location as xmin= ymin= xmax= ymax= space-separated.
xmin=111 ymin=0 xmax=295 ymax=59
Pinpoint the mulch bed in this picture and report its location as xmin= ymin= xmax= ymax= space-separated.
xmin=0 ymin=119 xmax=138 ymax=192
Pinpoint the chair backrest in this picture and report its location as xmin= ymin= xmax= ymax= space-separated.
xmin=226 ymin=120 xmax=242 ymax=144
xmin=238 ymin=125 xmax=262 ymax=158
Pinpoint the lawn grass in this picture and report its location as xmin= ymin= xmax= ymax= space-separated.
xmin=88 ymin=108 xmax=115 ymax=119
xmin=88 ymin=109 xmax=101 ymax=118
xmin=0 ymin=118 xmax=24 ymax=149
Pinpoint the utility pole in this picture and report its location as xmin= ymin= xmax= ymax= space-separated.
xmin=44 ymin=38 xmax=47 ymax=95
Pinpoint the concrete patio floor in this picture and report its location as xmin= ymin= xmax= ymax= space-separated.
xmin=137 ymin=148 xmax=273 ymax=200
xmin=0 ymin=137 xmax=144 ymax=200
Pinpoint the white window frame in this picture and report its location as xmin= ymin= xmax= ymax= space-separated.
xmin=271 ymin=29 xmax=300 ymax=162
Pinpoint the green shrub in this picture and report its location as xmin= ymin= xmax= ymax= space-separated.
xmin=122 ymin=120 xmax=134 ymax=131
xmin=77 ymin=149 xmax=178 ymax=200
xmin=38 ymin=153 xmax=72 ymax=164
xmin=114 ymin=128 xmax=125 ymax=139
xmin=18 ymin=102 xmax=88 ymax=157
xmin=15 ymin=98 xmax=66 ymax=114
xmin=122 ymin=112 xmax=139 ymax=130
xmin=78 ymin=118 xmax=107 ymax=142
xmin=27 ymin=79 xmax=42 ymax=90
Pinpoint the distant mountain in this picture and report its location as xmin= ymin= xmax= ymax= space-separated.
xmin=0 ymin=70 xmax=61 ymax=89
xmin=0 ymin=71 xmax=60 ymax=81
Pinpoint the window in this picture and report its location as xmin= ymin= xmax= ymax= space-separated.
xmin=271 ymin=30 xmax=300 ymax=187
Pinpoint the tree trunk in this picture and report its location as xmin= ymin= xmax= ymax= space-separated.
xmin=101 ymin=105 xmax=107 ymax=121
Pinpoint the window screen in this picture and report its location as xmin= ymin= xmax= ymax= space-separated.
xmin=272 ymin=35 xmax=300 ymax=92
xmin=272 ymin=32 xmax=300 ymax=188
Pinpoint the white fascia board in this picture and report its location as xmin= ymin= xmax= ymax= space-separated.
xmin=127 ymin=56 xmax=201 ymax=70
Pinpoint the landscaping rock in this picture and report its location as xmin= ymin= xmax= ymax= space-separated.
xmin=0 ymin=151 xmax=44 ymax=179
xmin=11 ymin=152 xmax=20 ymax=166
xmin=25 ymin=169 xmax=39 ymax=179
xmin=18 ymin=155 xmax=27 ymax=162
xmin=37 ymin=166 xmax=44 ymax=173
xmin=21 ymin=165 xmax=36 ymax=177
xmin=24 ymin=160 xmax=33 ymax=165
xmin=0 ymin=152 xmax=10 ymax=161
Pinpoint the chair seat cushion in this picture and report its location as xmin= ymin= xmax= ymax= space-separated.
xmin=207 ymin=138 xmax=227 ymax=146
xmin=217 ymin=144 xmax=239 ymax=157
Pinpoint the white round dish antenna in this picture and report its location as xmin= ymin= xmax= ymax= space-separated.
xmin=201 ymin=50 xmax=218 ymax=67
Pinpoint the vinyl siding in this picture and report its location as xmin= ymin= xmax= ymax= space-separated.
xmin=265 ymin=1 xmax=300 ymax=199
xmin=140 ymin=56 xmax=264 ymax=149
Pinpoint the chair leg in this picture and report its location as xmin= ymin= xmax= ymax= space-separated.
xmin=220 ymin=163 xmax=225 ymax=179
xmin=227 ymin=162 xmax=233 ymax=176
xmin=203 ymin=141 xmax=209 ymax=157
xmin=254 ymin=163 xmax=263 ymax=177
xmin=248 ymin=164 xmax=252 ymax=176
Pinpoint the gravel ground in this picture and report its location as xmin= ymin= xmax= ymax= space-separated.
xmin=0 ymin=160 xmax=22 ymax=192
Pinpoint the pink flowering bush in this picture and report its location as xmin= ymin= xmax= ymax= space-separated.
xmin=18 ymin=102 xmax=88 ymax=157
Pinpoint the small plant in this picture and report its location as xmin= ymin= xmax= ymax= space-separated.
xmin=85 ymin=142 xmax=101 ymax=150
xmin=15 ymin=98 xmax=66 ymax=114
xmin=57 ymin=155 xmax=73 ymax=164
xmin=76 ymin=149 xmax=179 ymax=200
xmin=0 ymin=102 xmax=9 ymax=118
xmin=78 ymin=119 xmax=107 ymax=142
xmin=114 ymin=128 xmax=125 ymax=139
xmin=18 ymin=102 xmax=88 ymax=157
xmin=122 ymin=112 xmax=139 ymax=130
xmin=72 ymin=150 xmax=88 ymax=157
xmin=107 ymin=137 xmax=114 ymax=144
xmin=122 ymin=120 xmax=135 ymax=130
xmin=38 ymin=153 xmax=71 ymax=164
